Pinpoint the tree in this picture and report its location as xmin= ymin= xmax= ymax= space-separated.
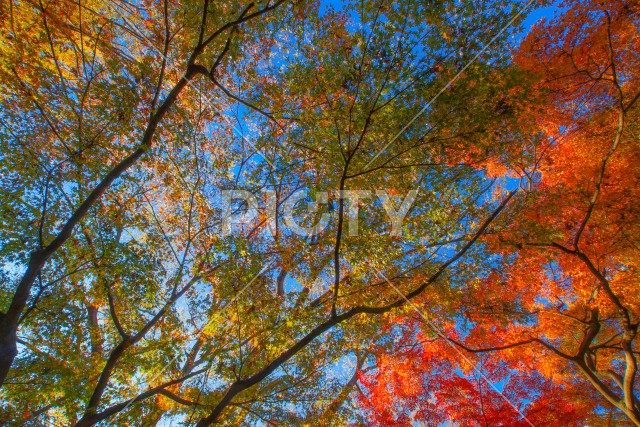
xmin=355 ymin=1 xmax=640 ymax=425
xmin=0 ymin=0 xmax=290 ymax=385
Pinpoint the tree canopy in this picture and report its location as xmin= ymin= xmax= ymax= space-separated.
xmin=0 ymin=0 xmax=638 ymax=426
